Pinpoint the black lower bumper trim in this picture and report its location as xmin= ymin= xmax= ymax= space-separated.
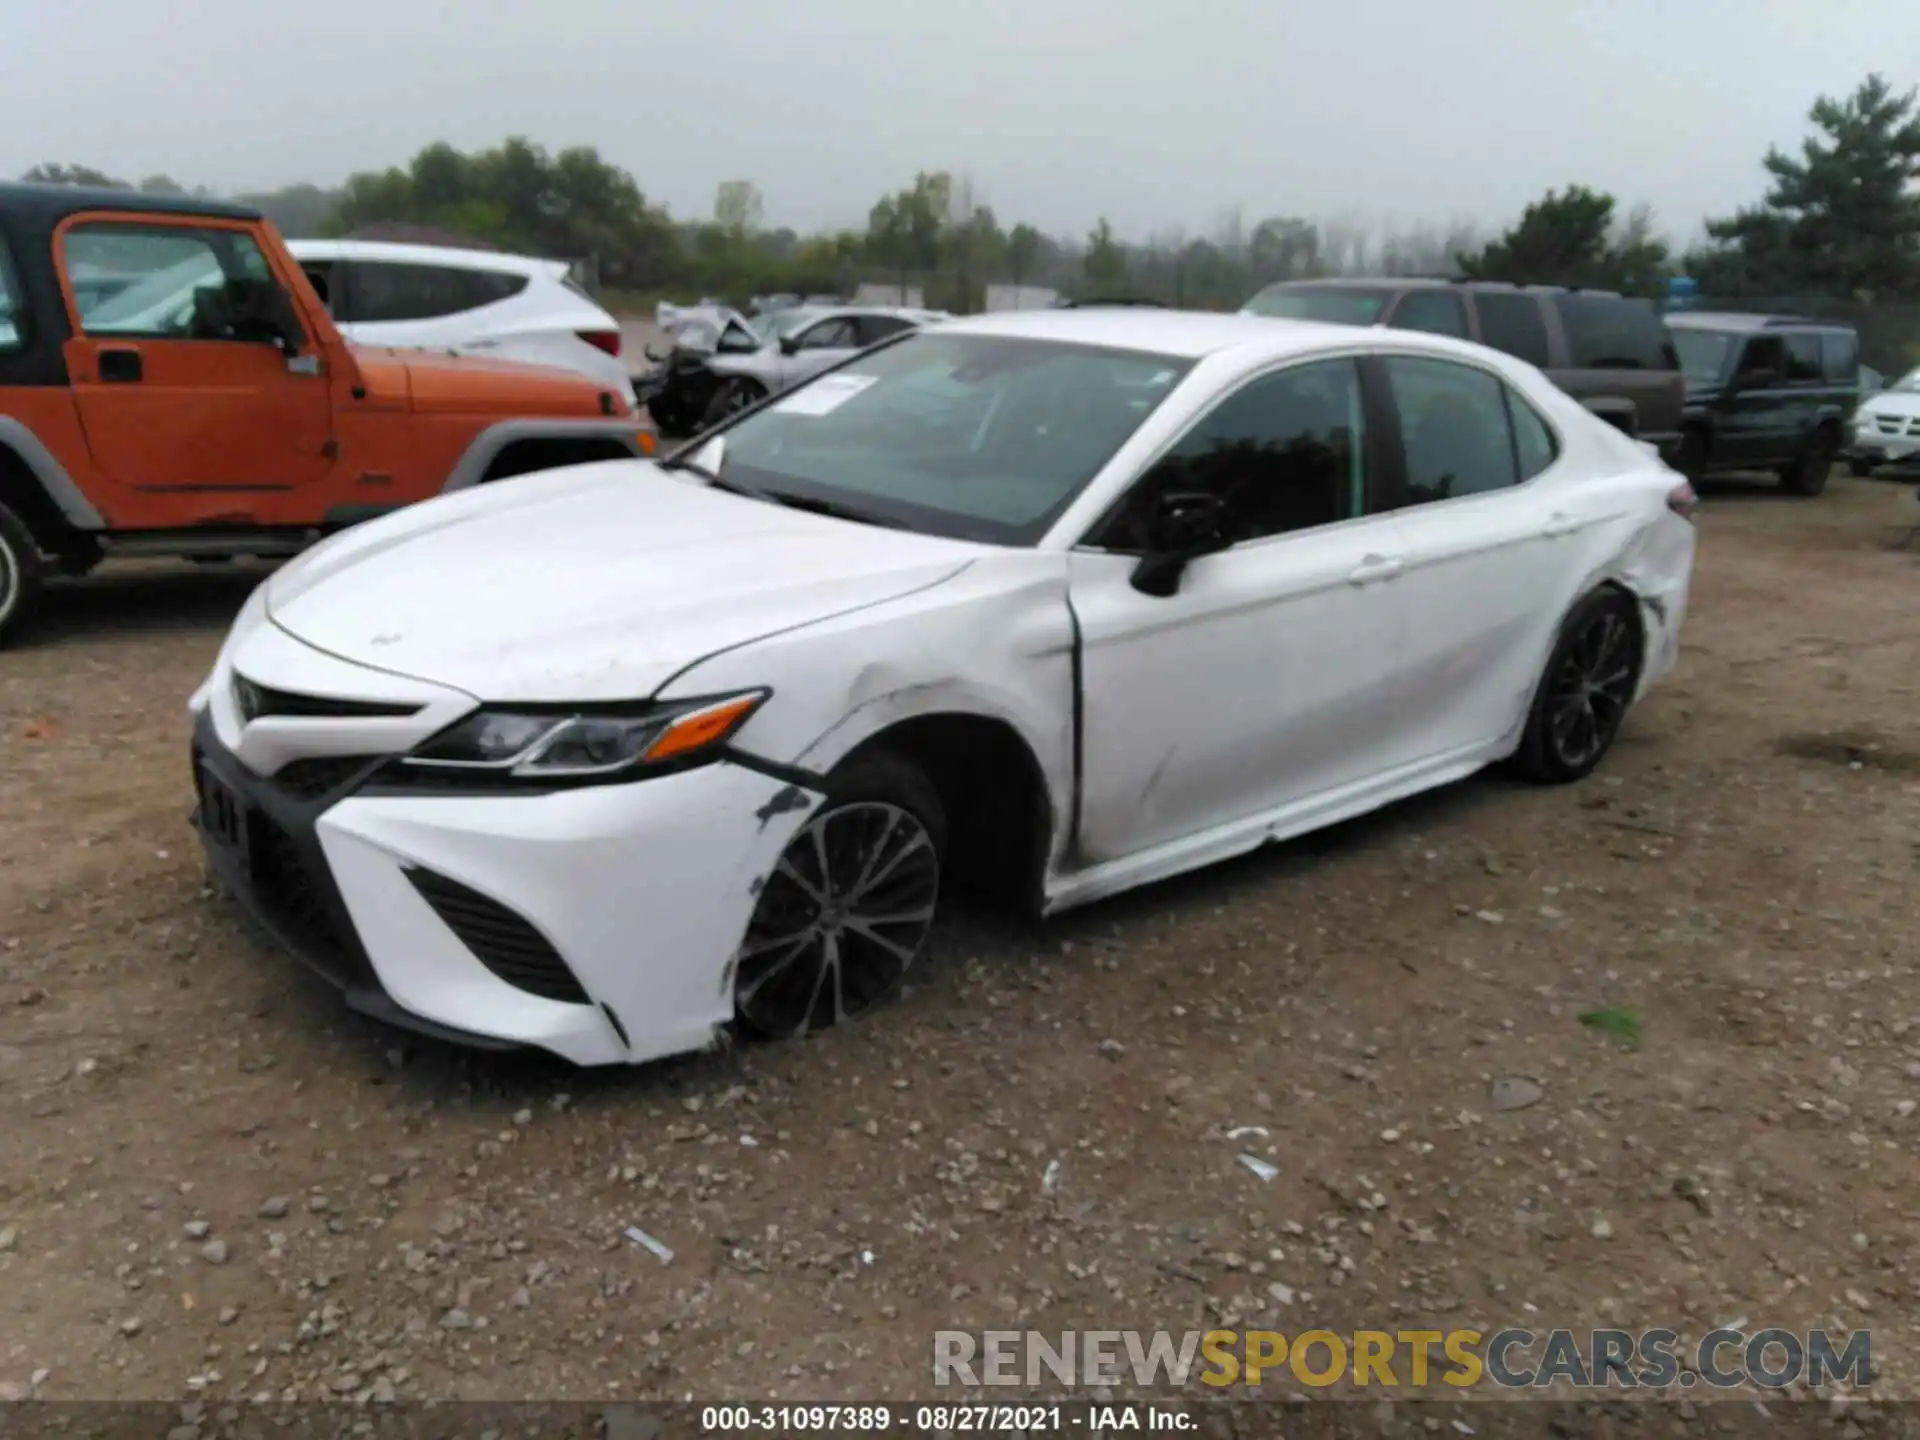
xmin=191 ymin=710 xmax=524 ymax=1055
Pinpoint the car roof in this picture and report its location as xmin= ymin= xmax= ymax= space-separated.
xmin=935 ymin=306 xmax=1379 ymax=359
xmin=287 ymin=238 xmax=566 ymax=277
xmin=0 ymin=181 xmax=259 ymax=231
xmin=1665 ymin=310 xmax=1853 ymax=333
xmin=1251 ymin=276 xmax=1626 ymax=299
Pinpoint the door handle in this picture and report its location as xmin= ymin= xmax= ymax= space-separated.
xmin=1541 ymin=512 xmax=1585 ymax=538
xmin=1346 ymin=555 xmax=1404 ymax=585
xmin=98 ymin=348 xmax=142 ymax=384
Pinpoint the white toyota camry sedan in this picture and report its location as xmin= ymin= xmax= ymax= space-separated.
xmin=188 ymin=309 xmax=1697 ymax=1066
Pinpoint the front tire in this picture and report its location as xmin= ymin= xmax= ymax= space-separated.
xmin=0 ymin=501 xmax=46 ymax=647
xmin=701 ymin=378 xmax=766 ymax=430
xmin=1513 ymin=588 xmax=1644 ymax=784
xmin=732 ymin=753 xmax=946 ymax=1042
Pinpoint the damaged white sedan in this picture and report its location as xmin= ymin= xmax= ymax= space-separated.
xmin=188 ymin=309 xmax=1696 ymax=1066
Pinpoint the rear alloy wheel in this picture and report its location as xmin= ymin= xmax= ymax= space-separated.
xmin=0 ymin=501 xmax=46 ymax=647
xmin=733 ymin=756 xmax=945 ymax=1042
xmin=1514 ymin=589 xmax=1644 ymax=784
xmin=702 ymin=379 xmax=766 ymax=429
xmin=1782 ymin=429 xmax=1836 ymax=497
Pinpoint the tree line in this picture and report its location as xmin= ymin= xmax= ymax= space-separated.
xmin=19 ymin=71 xmax=1919 ymax=311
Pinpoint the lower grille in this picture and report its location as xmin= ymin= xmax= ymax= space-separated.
xmin=250 ymin=815 xmax=363 ymax=988
xmin=404 ymin=868 xmax=591 ymax=1004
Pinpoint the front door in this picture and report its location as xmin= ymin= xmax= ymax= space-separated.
xmin=1069 ymin=356 xmax=1417 ymax=864
xmin=58 ymin=216 xmax=334 ymax=493
xmin=1716 ymin=334 xmax=1794 ymax=466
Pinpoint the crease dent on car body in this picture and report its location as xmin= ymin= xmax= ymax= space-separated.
xmin=191 ymin=307 xmax=1696 ymax=1067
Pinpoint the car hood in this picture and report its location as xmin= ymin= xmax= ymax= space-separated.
xmin=264 ymin=461 xmax=982 ymax=701
xmin=1859 ymin=391 xmax=1920 ymax=421
xmin=347 ymin=345 xmax=621 ymax=417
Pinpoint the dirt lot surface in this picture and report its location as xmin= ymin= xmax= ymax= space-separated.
xmin=3 ymin=475 xmax=1920 ymax=1412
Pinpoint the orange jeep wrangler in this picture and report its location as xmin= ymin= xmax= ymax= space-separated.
xmin=0 ymin=183 xmax=656 ymax=642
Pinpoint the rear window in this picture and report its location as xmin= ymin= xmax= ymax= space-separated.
xmin=343 ymin=262 xmax=530 ymax=323
xmin=1551 ymin=294 xmax=1672 ymax=370
xmin=1820 ymin=330 xmax=1859 ymax=383
xmin=1471 ymin=292 xmax=1552 ymax=369
xmin=0 ymin=239 xmax=23 ymax=351
xmin=1242 ymin=285 xmax=1394 ymax=326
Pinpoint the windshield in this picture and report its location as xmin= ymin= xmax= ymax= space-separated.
xmin=708 ymin=332 xmax=1194 ymax=544
xmin=1888 ymin=366 xmax=1920 ymax=395
xmin=1671 ymin=329 xmax=1734 ymax=383
xmin=1242 ymin=285 xmax=1393 ymax=326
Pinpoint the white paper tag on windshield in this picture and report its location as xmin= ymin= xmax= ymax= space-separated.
xmin=773 ymin=373 xmax=877 ymax=416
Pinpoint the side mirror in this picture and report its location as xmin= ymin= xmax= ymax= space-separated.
xmin=1129 ymin=489 xmax=1230 ymax=597
xmin=778 ymin=335 xmax=801 ymax=357
xmin=226 ymin=277 xmax=305 ymax=355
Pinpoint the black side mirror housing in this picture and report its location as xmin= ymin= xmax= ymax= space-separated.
xmin=1129 ymin=489 xmax=1230 ymax=597
xmin=778 ymin=335 xmax=801 ymax=356
xmin=224 ymin=277 xmax=305 ymax=355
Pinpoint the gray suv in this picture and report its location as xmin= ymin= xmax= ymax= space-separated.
xmin=1242 ymin=280 xmax=1686 ymax=461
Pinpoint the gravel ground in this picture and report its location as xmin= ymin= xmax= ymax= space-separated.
xmin=2 ymin=473 xmax=1919 ymax=1412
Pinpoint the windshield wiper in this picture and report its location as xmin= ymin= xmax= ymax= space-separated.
xmin=759 ymin=490 xmax=903 ymax=530
xmin=657 ymin=453 xmax=766 ymax=500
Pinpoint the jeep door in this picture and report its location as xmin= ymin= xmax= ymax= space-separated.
xmin=56 ymin=214 xmax=334 ymax=496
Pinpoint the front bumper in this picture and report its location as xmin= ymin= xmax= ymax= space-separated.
xmin=190 ymin=706 xmax=820 ymax=1066
xmin=1847 ymin=425 xmax=1920 ymax=468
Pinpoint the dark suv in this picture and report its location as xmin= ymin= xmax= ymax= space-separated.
xmin=1241 ymin=279 xmax=1686 ymax=460
xmin=1664 ymin=312 xmax=1860 ymax=496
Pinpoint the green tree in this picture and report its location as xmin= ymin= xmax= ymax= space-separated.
xmin=1692 ymin=73 xmax=1920 ymax=298
xmin=1456 ymin=185 xmax=1669 ymax=294
xmin=713 ymin=180 xmax=764 ymax=239
xmin=21 ymin=163 xmax=128 ymax=188
xmin=1084 ymin=217 xmax=1127 ymax=288
xmin=1006 ymin=222 xmax=1042 ymax=289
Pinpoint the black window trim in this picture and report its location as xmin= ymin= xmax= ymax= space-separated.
xmin=1367 ymin=347 xmax=1566 ymax=513
xmin=1079 ymin=348 xmax=1399 ymax=556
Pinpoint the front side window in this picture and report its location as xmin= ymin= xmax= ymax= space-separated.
xmin=1389 ymin=290 xmax=1469 ymax=339
xmin=712 ymin=332 xmax=1193 ymax=544
xmin=1473 ymin=292 xmax=1553 ymax=368
xmin=343 ymin=262 xmax=527 ymax=323
xmin=1737 ymin=335 xmax=1786 ymax=382
xmin=1385 ymin=356 xmax=1519 ymax=504
xmin=0 ymin=239 xmax=23 ymax=351
xmin=794 ymin=317 xmax=857 ymax=350
xmin=1098 ymin=359 xmax=1366 ymax=551
xmin=1782 ymin=333 xmax=1824 ymax=384
xmin=65 ymin=224 xmax=273 ymax=340
xmin=1241 ymin=284 xmax=1395 ymax=326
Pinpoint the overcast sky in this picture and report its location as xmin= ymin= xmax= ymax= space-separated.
xmin=1 ymin=0 xmax=1907 ymax=245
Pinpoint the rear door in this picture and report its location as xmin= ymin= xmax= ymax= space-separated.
xmin=1372 ymin=353 xmax=1582 ymax=763
xmin=57 ymin=215 xmax=334 ymax=492
xmin=1719 ymin=335 xmax=1794 ymax=464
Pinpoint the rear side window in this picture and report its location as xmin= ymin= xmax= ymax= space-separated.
xmin=343 ymin=262 xmax=529 ymax=323
xmin=0 ymin=239 xmax=23 ymax=351
xmin=1821 ymin=330 xmax=1859 ymax=382
xmin=1508 ymin=391 xmax=1559 ymax=480
xmin=1782 ymin=333 xmax=1823 ymax=384
xmin=1389 ymin=290 xmax=1469 ymax=339
xmin=1242 ymin=284 xmax=1394 ymax=326
xmin=1385 ymin=356 xmax=1519 ymax=503
xmin=1472 ymin=292 xmax=1552 ymax=368
xmin=1552 ymin=294 xmax=1670 ymax=370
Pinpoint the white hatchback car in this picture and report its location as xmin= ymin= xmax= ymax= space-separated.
xmin=189 ymin=310 xmax=1696 ymax=1067
xmin=286 ymin=239 xmax=634 ymax=402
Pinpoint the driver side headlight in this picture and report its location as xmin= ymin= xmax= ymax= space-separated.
xmin=402 ymin=690 xmax=768 ymax=783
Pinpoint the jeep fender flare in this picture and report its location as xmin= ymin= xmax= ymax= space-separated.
xmin=441 ymin=419 xmax=650 ymax=494
xmin=0 ymin=416 xmax=106 ymax=531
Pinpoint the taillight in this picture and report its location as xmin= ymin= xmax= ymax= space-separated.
xmin=1666 ymin=480 xmax=1698 ymax=522
xmin=579 ymin=329 xmax=622 ymax=358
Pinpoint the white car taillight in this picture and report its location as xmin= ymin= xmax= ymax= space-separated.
xmin=579 ymin=329 xmax=622 ymax=358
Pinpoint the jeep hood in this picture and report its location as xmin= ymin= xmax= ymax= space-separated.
xmin=348 ymin=345 xmax=619 ymax=417
xmin=264 ymin=461 xmax=982 ymax=701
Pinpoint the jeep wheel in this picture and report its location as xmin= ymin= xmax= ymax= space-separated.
xmin=1781 ymin=430 xmax=1837 ymax=497
xmin=0 ymin=501 xmax=47 ymax=646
